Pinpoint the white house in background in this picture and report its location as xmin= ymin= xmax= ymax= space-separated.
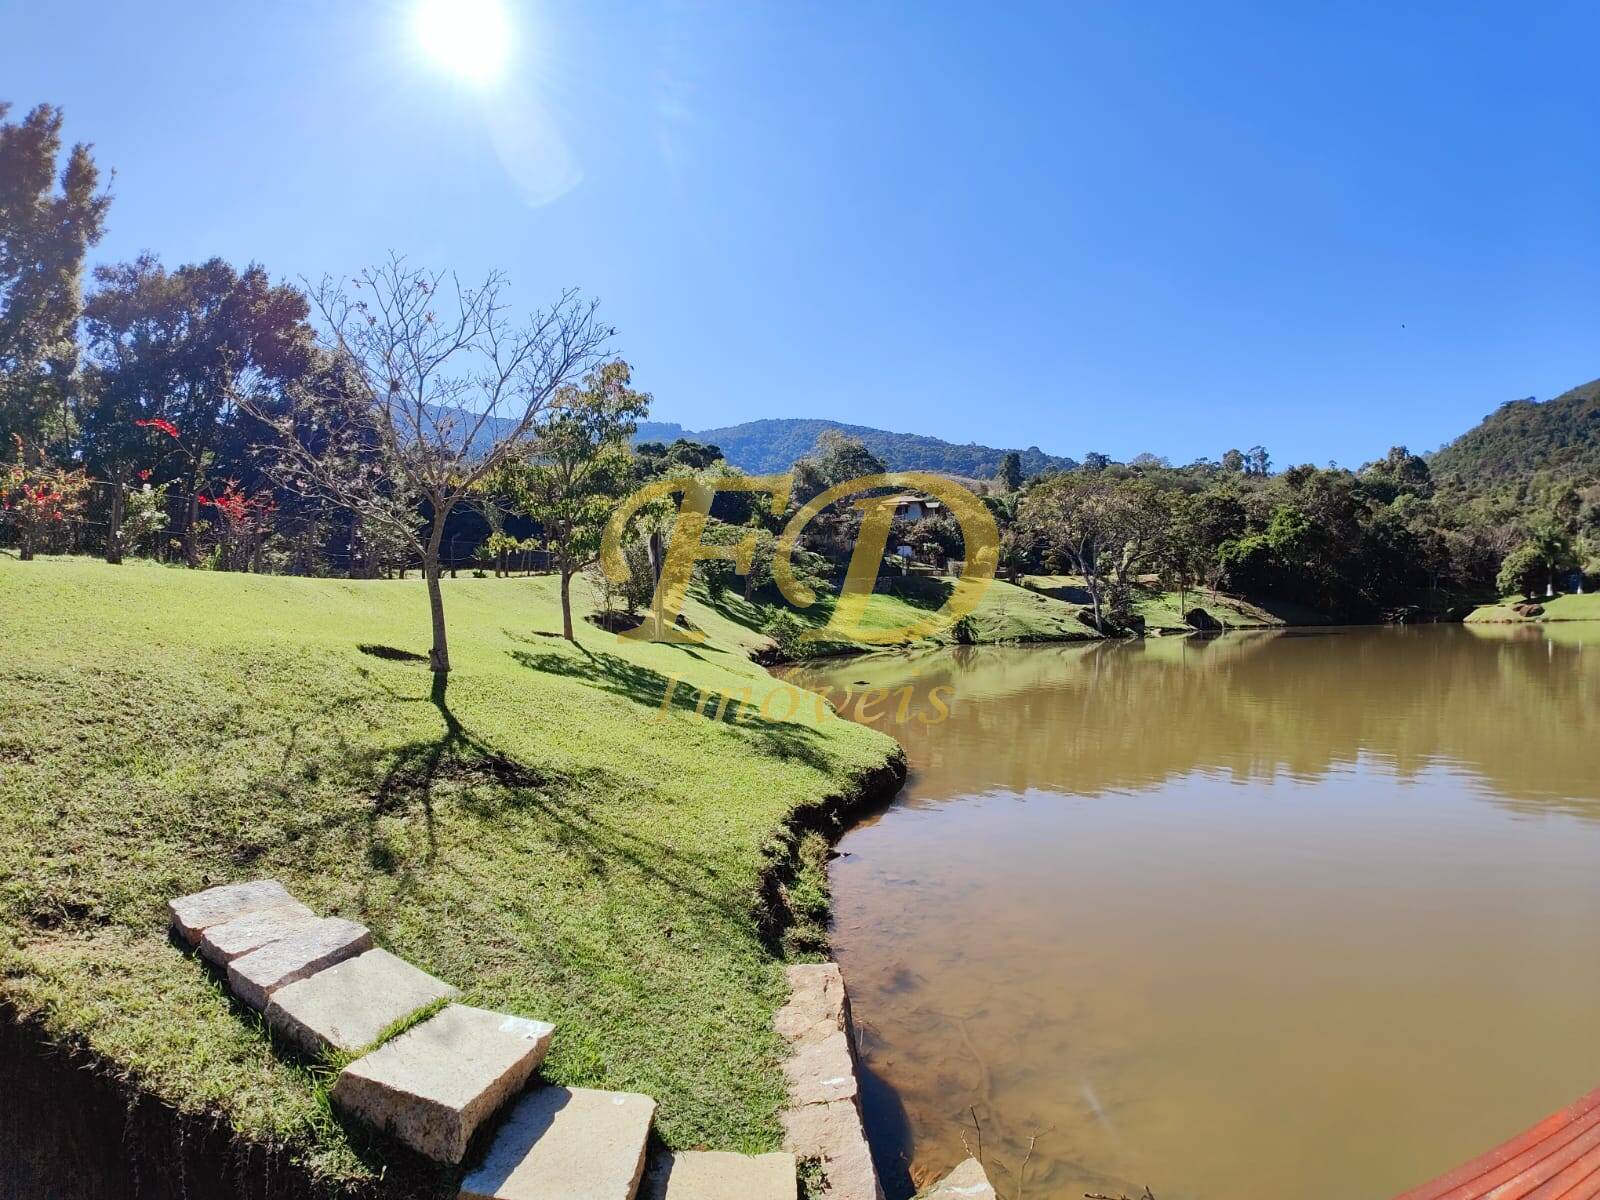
xmin=888 ymin=495 xmax=944 ymax=522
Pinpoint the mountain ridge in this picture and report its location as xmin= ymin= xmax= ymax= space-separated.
xmin=632 ymin=417 xmax=1078 ymax=478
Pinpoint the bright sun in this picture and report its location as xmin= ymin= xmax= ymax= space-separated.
xmin=414 ymin=0 xmax=512 ymax=85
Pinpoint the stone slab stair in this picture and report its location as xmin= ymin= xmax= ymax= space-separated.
xmin=919 ymin=1158 xmax=996 ymax=1200
xmin=169 ymin=879 xmax=796 ymax=1199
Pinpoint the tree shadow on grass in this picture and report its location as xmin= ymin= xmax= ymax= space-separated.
xmin=507 ymin=644 xmax=835 ymax=772
xmin=263 ymin=669 xmax=780 ymax=956
xmin=1029 ymin=580 xmax=1092 ymax=606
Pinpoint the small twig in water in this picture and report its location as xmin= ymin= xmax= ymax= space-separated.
xmin=962 ymin=1105 xmax=982 ymax=1163
xmin=1015 ymin=1132 xmax=1038 ymax=1200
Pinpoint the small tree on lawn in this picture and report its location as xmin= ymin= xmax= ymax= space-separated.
xmin=1018 ymin=471 xmax=1128 ymax=632
xmin=200 ymin=479 xmax=276 ymax=571
xmin=2 ymin=434 xmax=89 ymax=559
xmin=494 ymin=360 xmax=649 ymax=640
xmin=249 ymin=257 xmax=611 ymax=677
xmin=1497 ymin=543 xmax=1545 ymax=601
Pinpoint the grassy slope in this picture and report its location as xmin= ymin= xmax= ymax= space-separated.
xmin=1017 ymin=575 xmax=1293 ymax=630
xmin=1465 ymin=592 xmax=1600 ymax=623
xmin=0 ymin=557 xmax=899 ymax=1188
xmin=695 ymin=575 xmax=1100 ymax=659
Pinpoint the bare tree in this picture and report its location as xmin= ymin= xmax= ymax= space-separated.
xmin=249 ymin=256 xmax=612 ymax=678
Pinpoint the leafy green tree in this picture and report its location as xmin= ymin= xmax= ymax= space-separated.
xmin=996 ymin=450 xmax=1023 ymax=493
xmin=497 ymin=361 xmax=649 ymax=640
xmin=1221 ymin=448 xmax=1245 ymax=473
xmin=1361 ymin=445 xmax=1433 ymax=500
xmin=1018 ymin=472 xmax=1126 ymax=630
xmin=793 ymin=429 xmax=888 ymax=502
xmin=1154 ymin=491 xmax=1207 ymax=612
xmin=0 ymin=103 xmax=109 ymax=453
xmin=1497 ymin=543 xmax=1545 ymax=600
xmin=81 ymin=256 xmax=315 ymax=564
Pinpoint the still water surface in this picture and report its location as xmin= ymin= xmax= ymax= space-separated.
xmin=786 ymin=624 xmax=1600 ymax=1200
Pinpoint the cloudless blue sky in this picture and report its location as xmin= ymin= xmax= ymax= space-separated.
xmin=4 ymin=0 xmax=1598 ymax=467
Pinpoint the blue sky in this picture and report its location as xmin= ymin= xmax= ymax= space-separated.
xmin=5 ymin=1 xmax=1598 ymax=468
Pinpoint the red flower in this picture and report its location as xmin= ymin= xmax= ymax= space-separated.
xmin=137 ymin=469 xmax=151 ymax=480
xmin=135 ymin=418 xmax=180 ymax=439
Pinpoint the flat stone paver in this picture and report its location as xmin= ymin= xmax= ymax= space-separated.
xmin=226 ymin=917 xmax=372 ymax=1010
xmin=776 ymin=962 xmax=878 ymax=1198
xmin=198 ymin=900 xmax=319 ymax=965
xmin=170 ymin=879 xmax=296 ymax=946
xmin=332 ymin=1004 xmax=553 ymax=1164
xmin=460 ymin=1086 xmax=656 ymax=1200
xmin=921 ymin=1158 xmax=995 ymax=1200
xmin=781 ymin=1100 xmax=883 ymax=1200
xmin=781 ymin=1027 xmax=858 ymax=1107
xmin=265 ymin=947 xmax=458 ymax=1056
xmin=643 ymin=1150 xmax=797 ymax=1200
xmin=774 ymin=963 xmax=850 ymax=1042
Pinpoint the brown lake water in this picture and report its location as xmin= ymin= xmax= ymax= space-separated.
xmin=785 ymin=624 xmax=1600 ymax=1200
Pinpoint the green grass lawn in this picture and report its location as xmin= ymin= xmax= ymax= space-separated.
xmin=0 ymin=556 xmax=901 ymax=1191
xmin=1016 ymin=575 xmax=1291 ymax=630
xmin=1465 ymin=592 xmax=1600 ymax=623
xmin=696 ymin=574 xmax=1099 ymax=657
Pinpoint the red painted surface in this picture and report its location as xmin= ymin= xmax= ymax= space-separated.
xmin=1395 ymin=1088 xmax=1600 ymax=1200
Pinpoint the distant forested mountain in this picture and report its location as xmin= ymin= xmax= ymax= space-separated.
xmin=632 ymin=417 xmax=1077 ymax=478
xmin=1431 ymin=379 xmax=1600 ymax=491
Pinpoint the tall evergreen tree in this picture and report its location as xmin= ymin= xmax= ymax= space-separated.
xmin=996 ymin=450 xmax=1023 ymax=492
xmin=0 ymin=103 xmax=110 ymax=453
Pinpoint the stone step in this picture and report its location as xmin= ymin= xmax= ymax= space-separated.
xmin=226 ymin=916 xmax=372 ymax=1011
xmin=919 ymin=1158 xmax=995 ymax=1200
xmin=198 ymin=900 xmax=320 ymax=965
xmin=643 ymin=1150 xmax=797 ymax=1200
xmin=169 ymin=878 xmax=296 ymax=946
xmin=460 ymin=1086 xmax=656 ymax=1200
xmin=265 ymin=947 xmax=459 ymax=1057
xmin=331 ymin=1003 xmax=554 ymax=1164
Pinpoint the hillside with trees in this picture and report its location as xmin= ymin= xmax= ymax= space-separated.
xmin=1430 ymin=379 xmax=1600 ymax=495
xmin=632 ymin=416 xmax=1078 ymax=478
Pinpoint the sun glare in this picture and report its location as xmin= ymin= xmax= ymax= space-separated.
xmin=413 ymin=0 xmax=512 ymax=85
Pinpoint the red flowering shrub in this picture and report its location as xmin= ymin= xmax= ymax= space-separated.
xmin=2 ymin=436 xmax=90 ymax=560
xmin=198 ymin=479 xmax=276 ymax=570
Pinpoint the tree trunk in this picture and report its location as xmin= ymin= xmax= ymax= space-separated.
xmin=560 ymin=567 xmax=575 ymax=641
xmin=105 ymin=473 xmax=125 ymax=565
xmin=647 ymin=530 xmax=665 ymax=638
xmin=184 ymin=487 xmax=201 ymax=568
xmin=424 ymin=522 xmax=451 ymax=675
xmin=19 ymin=529 xmax=34 ymax=561
xmin=348 ymin=511 xmax=362 ymax=579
